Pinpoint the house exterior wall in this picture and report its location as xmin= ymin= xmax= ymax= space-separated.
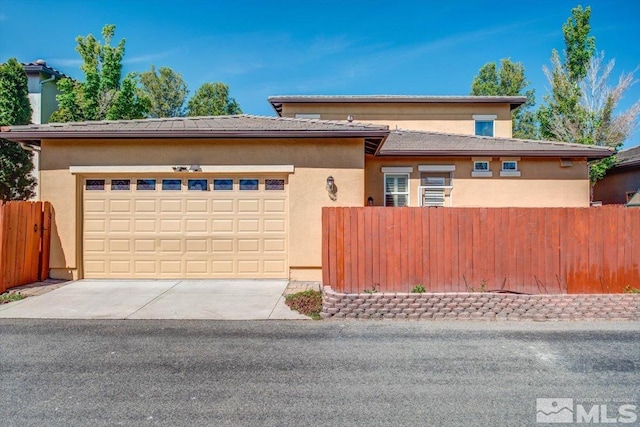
xmin=40 ymin=137 xmax=365 ymax=280
xmin=365 ymin=156 xmax=590 ymax=207
xmin=593 ymin=167 xmax=640 ymax=204
xmin=280 ymin=102 xmax=514 ymax=137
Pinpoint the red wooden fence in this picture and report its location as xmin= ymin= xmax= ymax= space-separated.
xmin=322 ymin=206 xmax=640 ymax=294
xmin=0 ymin=201 xmax=51 ymax=293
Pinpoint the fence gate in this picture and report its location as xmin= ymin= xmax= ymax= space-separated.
xmin=0 ymin=201 xmax=51 ymax=293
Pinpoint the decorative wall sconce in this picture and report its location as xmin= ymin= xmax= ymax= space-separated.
xmin=326 ymin=176 xmax=335 ymax=192
xmin=189 ymin=164 xmax=202 ymax=172
xmin=367 ymin=196 xmax=374 ymax=206
xmin=326 ymin=176 xmax=337 ymax=201
xmin=172 ymin=166 xmax=188 ymax=172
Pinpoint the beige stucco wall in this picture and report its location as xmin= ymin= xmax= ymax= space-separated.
xmin=281 ymin=102 xmax=514 ymax=137
xmin=365 ymin=156 xmax=590 ymax=208
xmin=40 ymin=138 xmax=365 ymax=280
xmin=593 ymin=168 xmax=640 ymax=204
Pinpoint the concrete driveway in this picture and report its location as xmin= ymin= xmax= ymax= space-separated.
xmin=0 ymin=279 xmax=308 ymax=320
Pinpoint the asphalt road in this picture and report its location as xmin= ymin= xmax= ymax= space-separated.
xmin=1 ymin=320 xmax=638 ymax=427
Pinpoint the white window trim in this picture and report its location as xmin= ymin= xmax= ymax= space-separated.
xmin=384 ymin=173 xmax=410 ymax=207
xmin=472 ymin=160 xmax=492 ymax=178
xmin=500 ymin=160 xmax=521 ymax=177
xmin=473 ymin=114 xmax=497 ymax=137
xmin=418 ymin=165 xmax=456 ymax=172
xmin=381 ymin=166 xmax=413 ymax=173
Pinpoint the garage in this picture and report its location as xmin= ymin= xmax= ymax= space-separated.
xmin=82 ymin=174 xmax=288 ymax=279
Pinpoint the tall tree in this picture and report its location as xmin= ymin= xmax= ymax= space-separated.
xmin=0 ymin=58 xmax=36 ymax=200
xmin=140 ymin=66 xmax=188 ymax=118
xmin=187 ymin=82 xmax=242 ymax=116
xmin=50 ymin=24 xmax=149 ymax=122
xmin=538 ymin=5 xmax=639 ymax=185
xmin=470 ymin=58 xmax=537 ymax=139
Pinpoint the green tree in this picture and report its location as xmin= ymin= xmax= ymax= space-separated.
xmin=50 ymin=24 xmax=149 ymax=122
xmin=538 ymin=5 xmax=639 ymax=185
xmin=140 ymin=66 xmax=188 ymax=118
xmin=470 ymin=58 xmax=537 ymax=139
xmin=187 ymin=82 xmax=242 ymax=117
xmin=0 ymin=58 xmax=36 ymax=200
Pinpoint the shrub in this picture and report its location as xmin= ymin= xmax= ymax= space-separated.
xmin=285 ymin=290 xmax=323 ymax=320
xmin=411 ymin=285 xmax=426 ymax=293
xmin=0 ymin=292 xmax=25 ymax=304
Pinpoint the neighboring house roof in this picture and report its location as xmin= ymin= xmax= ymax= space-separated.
xmin=614 ymin=145 xmax=640 ymax=169
xmin=268 ymin=95 xmax=528 ymax=115
xmin=21 ymin=60 xmax=70 ymax=80
xmin=378 ymin=129 xmax=614 ymax=159
xmin=0 ymin=114 xmax=390 ymax=155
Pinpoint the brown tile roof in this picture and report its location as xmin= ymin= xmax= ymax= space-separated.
xmin=0 ymin=114 xmax=390 ymax=155
xmin=378 ymin=129 xmax=614 ymax=159
xmin=268 ymin=95 xmax=527 ymax=115
xmin=21 ymin=60 xmax=70 ymax=79
xmin=616 ymin=145 xmax=640 ymax=168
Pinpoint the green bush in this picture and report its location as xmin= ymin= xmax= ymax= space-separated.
xmin=285 ymin=290 xmax=323 ymax=320
xmin=0 ymin=292 xmax=25 ymax=304
xmin=411 ymin=285 xmax=426 ymax=293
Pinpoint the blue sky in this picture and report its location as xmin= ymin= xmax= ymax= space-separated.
xmin=1 ymin=0 xmax=639 ymax=145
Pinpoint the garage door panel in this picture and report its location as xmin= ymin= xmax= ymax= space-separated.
xmin=109 ymin=199 xmax=131 ymax=213
xmin=135 ymin=199 xmax=157 ymax=213
xmin=238 ymin=219 xmax=260 ymax=232
xmin=83 ymin=175 xmax=288 ymax=279
xmin=160 ymin=219 xmax=181 ymax=232
xmin=159 ymin=239 xmax=182 ymax=252
xmin=212 ymin=239 xmax=234 ymax=253
xmin=109 ymin=239 xmax=131 ymax=253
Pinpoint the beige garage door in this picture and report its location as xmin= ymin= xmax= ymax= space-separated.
xmin=82 ymin=176 xmax=288 ymax=278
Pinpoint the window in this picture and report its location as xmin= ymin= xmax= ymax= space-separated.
xmin=136 ymin=179 xmax=156 ymax=191
xmin=500 ymin=159 xmax=521 ymax=177
xmin=239 ymin=179 xmax=259 ymax=191
xmin=502 ymin=161 xmax=517 ymax=171
xmin=188 ymin=179 xmax=208 ymax=191
xmin=474 ymin=161 xmax=489 ymax=172
xmin=162 ymin=179 xmax=182 ymax=191
xmin=111 ymin=179 xmax=130 ymax=191
xmin=471 ymin=159 xmax=493 ymax=178
xmin=213 ymin=179 xmax=233 ymax=191
xmin=384 ymin=174 xmax=409 ymax=207
xmin=473 ymin=114 xmax=496 ymax=137
xmin=265 ymin=179 xmax=285 ymax=191
xmin=86 ymin=179 xmax=105 ymax=191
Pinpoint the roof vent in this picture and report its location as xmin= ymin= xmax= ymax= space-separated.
xmin=35 ymin=59 xmax=46 ymax=65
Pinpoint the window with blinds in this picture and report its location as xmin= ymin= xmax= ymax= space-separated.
xmin=384 ymin=174 xmax=409 ymax=207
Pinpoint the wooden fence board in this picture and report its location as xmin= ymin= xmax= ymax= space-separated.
xmin=323 ymin=206 xmax=640 ymax=294
xmin=0 ymin=201 xmax=50 ymax=292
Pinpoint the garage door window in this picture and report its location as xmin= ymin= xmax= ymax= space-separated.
xmin=265 ymin=179 xmax=285 ymax=191
xmin=188 ymin=179 xmax=208 ymax=191
xmin=239 ymin=179 xmax=259 ymax=191
xmin=111 ymin=179 xmax=130 ymax=191
xmin=213 ymin=179 xmax=233 ymax=191
xmin=162 ymin=179 xmax=182 ymax=191
xmin=136 ymin=179 xmax=156 ymax=191
xmin=86 ymin=179 xmax=105 ymax=191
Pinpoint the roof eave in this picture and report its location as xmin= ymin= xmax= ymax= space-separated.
xmin=377 ymin=149 xmax=613 ymax=159
xmin=0 ymin=129 xmax=390 ymax=142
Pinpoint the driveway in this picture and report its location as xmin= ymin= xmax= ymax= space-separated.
xmin=0 ymin=279 xmax=308 ymax=320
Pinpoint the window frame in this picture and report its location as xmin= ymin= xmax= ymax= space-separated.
xmin=471 ymin=159 xmax=493 ymax=178
xmin=239 ymin=178 xmax=260 ymax=191
xmin=384 ymin=173 xmax=410 ymax=207
xmin=213 ymin=178 xmax=234 ymax=191
xmin=472 ymin=114 xmax=497 ymax=137
xmin=500 ymin=159 xmax=522 ymax=177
